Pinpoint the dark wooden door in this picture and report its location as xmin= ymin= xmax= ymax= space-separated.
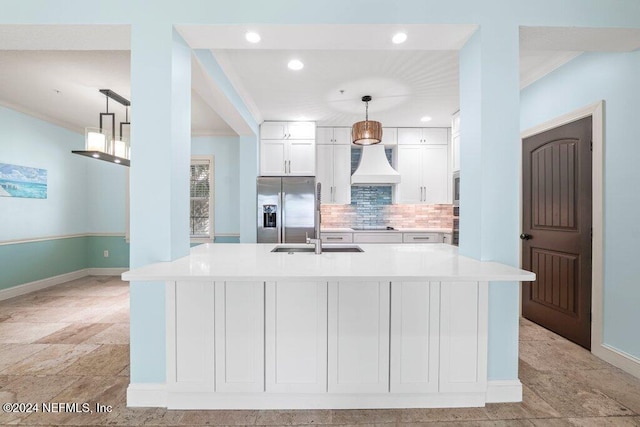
xmin=522 ymin=116 xmax=592 ymax=349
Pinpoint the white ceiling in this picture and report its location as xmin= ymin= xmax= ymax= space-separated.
xmin=1 ymin=24 xmax=640 ymax=136
xmin=0 ymin=50 xmax=235 ymax=136
xmin=214 ymin=49 xmax=460 ymax=127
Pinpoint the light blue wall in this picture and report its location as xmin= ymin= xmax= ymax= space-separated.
xmin=521 ymin=51 xmax=640 ymax=359
xmin=459 ymin=24 xmax=522 ymax=380
xmin=0 ymin=105 xmax=87 ymax=241
xmin=192 ymin=136 xmax=240 ymax=237
xmin=0 ymin=105 xmax=130 ymax=289
xmin=86 ymin=159 xmax=128 ymax=234
xmin=0 ymin=237 xmax=87 ymax=290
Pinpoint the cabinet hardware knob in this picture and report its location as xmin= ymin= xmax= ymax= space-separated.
xmin=520 ymin=233 xmax=533 ymax=240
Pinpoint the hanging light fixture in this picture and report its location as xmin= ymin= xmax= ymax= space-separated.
xmin=352 ymin=95 xmax=382 ymax=145
xmin=72 ymin=89 xmax=131 ymax=166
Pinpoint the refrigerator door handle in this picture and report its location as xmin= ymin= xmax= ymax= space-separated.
xmin=280 ymin=191 xmax=285 ymax=243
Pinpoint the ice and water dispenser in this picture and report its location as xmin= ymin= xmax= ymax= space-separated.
xmin=263 ymin=204 xmax=277 ymax=228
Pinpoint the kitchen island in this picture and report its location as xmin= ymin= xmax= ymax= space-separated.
xmin=122 ymin=243 xmax=534 ymax=410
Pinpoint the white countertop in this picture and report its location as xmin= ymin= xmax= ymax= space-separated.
xmin=122 ymin=243 xmax=535 ymax=283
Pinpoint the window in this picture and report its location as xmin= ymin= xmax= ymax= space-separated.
xmin=190 ymin=156 xmax=215 ymax=242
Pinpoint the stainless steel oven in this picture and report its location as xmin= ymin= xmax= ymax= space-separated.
xmin=453 ymin=171 xmax=460 ymax=207
xmin=452 ymin=171 xmax=460 ymax=246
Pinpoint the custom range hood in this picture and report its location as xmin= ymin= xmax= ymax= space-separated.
xmin=351 ymin=144 xmax=401 ymax=185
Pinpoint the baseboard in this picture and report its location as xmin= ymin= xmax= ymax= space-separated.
xmin=486 ymin=380 xmax=523 ymax=403
xmin=0 ymin=269 xmax=89 ymax=301
xmin=127 ymin=383 xmax=167 ymax=407
xmin=593 ymin=343 xmax=640 ymax=380
xmin=87 ymin=267 xmax=128 ymax=276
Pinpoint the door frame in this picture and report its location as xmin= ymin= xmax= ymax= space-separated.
xmin=520 ymin=101 xmax=604 ymax=355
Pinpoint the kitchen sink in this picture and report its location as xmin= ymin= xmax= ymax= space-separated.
xmin=271 ymin=245 xmax=364 ymax=253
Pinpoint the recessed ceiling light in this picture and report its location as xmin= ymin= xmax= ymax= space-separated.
xmin=287 ymin=59 xmax=304 ymax=71
xmin=392 ymin=32 xmax=407 ymax=44
xmin=92 ymin=153 xmax=100 ymax=158
xmin=420 ymin=116 xmax=433 ymax=122
xmin=245 ymin=31 xmax=261 ymax=43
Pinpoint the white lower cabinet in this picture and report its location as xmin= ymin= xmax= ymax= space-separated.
xmin=214 ymin=281 xmax=264 ymax=392
xmin=169 ymin=281 xmax=215 ymax=392
xmin=403 ymin=232 xmax=441 ymax=243
xmin=320 ymin=232 xmax=353 ymax=243
xmin=439 ymin=281 xmax=488 ymax=393
xmin=166 ymin=279 xmax=489 ymax=408
xmin=353 ymin=232 xmax=403 ymax=243
xmin=265 ymin=281 xmax=327 ymax=393
xmin=328 ymin=281 xmax=390 ymax=393
xmin=390 ymin=281 xmax=439 ymax=393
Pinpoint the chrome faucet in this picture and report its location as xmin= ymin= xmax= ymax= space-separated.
xmin=306 ymin=182 xmax=323 ymax=254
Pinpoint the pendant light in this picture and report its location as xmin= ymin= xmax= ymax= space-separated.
xmin=72 ymin=89 xmax=131 ymax=166
xmin=352 ymin=95 xmax=382 ymax=145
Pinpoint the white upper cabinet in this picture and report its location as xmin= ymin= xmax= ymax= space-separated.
xmin=260 ymin=122 xmax=316 ymax=176
xmin=451 ymin=111 xmax=460 ymax=172
xmin=398 ymin=127 xmax=448 ymax=145
xmin=381 ymin=127 xmax=398 ymax=146
xmin=397 ymin=145 xmax=449 ymax=204
xmin=261 ymin=121 xmax=316 ymax=140
xmin=318 ymin=127 xmax=351 ymax=145
xmin=316 ymin=144 xmax=351 ymax=204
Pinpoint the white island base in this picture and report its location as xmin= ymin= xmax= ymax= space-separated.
xmin=123 ymin=243 xmax=534 ymax=410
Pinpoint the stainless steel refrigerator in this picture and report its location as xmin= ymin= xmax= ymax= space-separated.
xmin=257 ymin=177 xmax=316 ymax=243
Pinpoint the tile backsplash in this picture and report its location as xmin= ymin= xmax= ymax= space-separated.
xmin=322 ymin=203 xmax=454 ymax=230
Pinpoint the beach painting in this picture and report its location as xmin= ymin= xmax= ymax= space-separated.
xmin=0 ymin=163 xmax=48 ymax=199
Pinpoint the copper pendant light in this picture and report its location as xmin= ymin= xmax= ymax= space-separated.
xmin=352 ymin=95 xmax=382 ymax=145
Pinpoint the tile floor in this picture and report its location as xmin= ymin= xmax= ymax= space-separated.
xmin=0 ymin=275 xmax=639 ymax=426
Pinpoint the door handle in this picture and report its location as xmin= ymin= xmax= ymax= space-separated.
xmin=284 ymin=160 xmax=287 ymax=174
xmin=520 ymin=233 xmax=533 ymax=240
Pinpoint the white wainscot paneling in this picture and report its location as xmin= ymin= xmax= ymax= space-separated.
xmin=328 ymin=281 xmax=390 ymax=393
xmin=266 ymin=281 xmax=328 ymax=393
xmin=390 ymin=281 xmax=439 ymax=393
xmin=439 ymin=281 xmax=488 ymax=393
xmin=168 ymin=281 xmax=215 ymax=392
xmin=214 ymin=281 xmax=264 ymax=392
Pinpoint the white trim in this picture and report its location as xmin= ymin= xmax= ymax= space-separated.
xmin=520 ymin=52 xmax=582 ymax=89
xmin=191 ymin=129 xmax=239 ymax=137
xmin=0 ymin=269 xmax=88 ymax=301
xmin=486 ymin=380 xmax=523 ymax=403
xmin=125 ymin=382 xmax=522 ymax=409
xmin=0 ymin=99 xmax=83 ymax=135
xmin=166 ymin=392 xmax=487 ymax=409
xmin=0 ymin=233 xmax=127 ymax=246
xmin=126 ymin=383 xmax=167 ymax=408
xmin=593 ymin=344 xmax=640 ymax=380
xmin=213 ymin=233 xmax=240 ymax=238
xmin=520 ymin=101 xmax=608 ymax=372
xmin=87 ymin=268 xmax=128 ymax=276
